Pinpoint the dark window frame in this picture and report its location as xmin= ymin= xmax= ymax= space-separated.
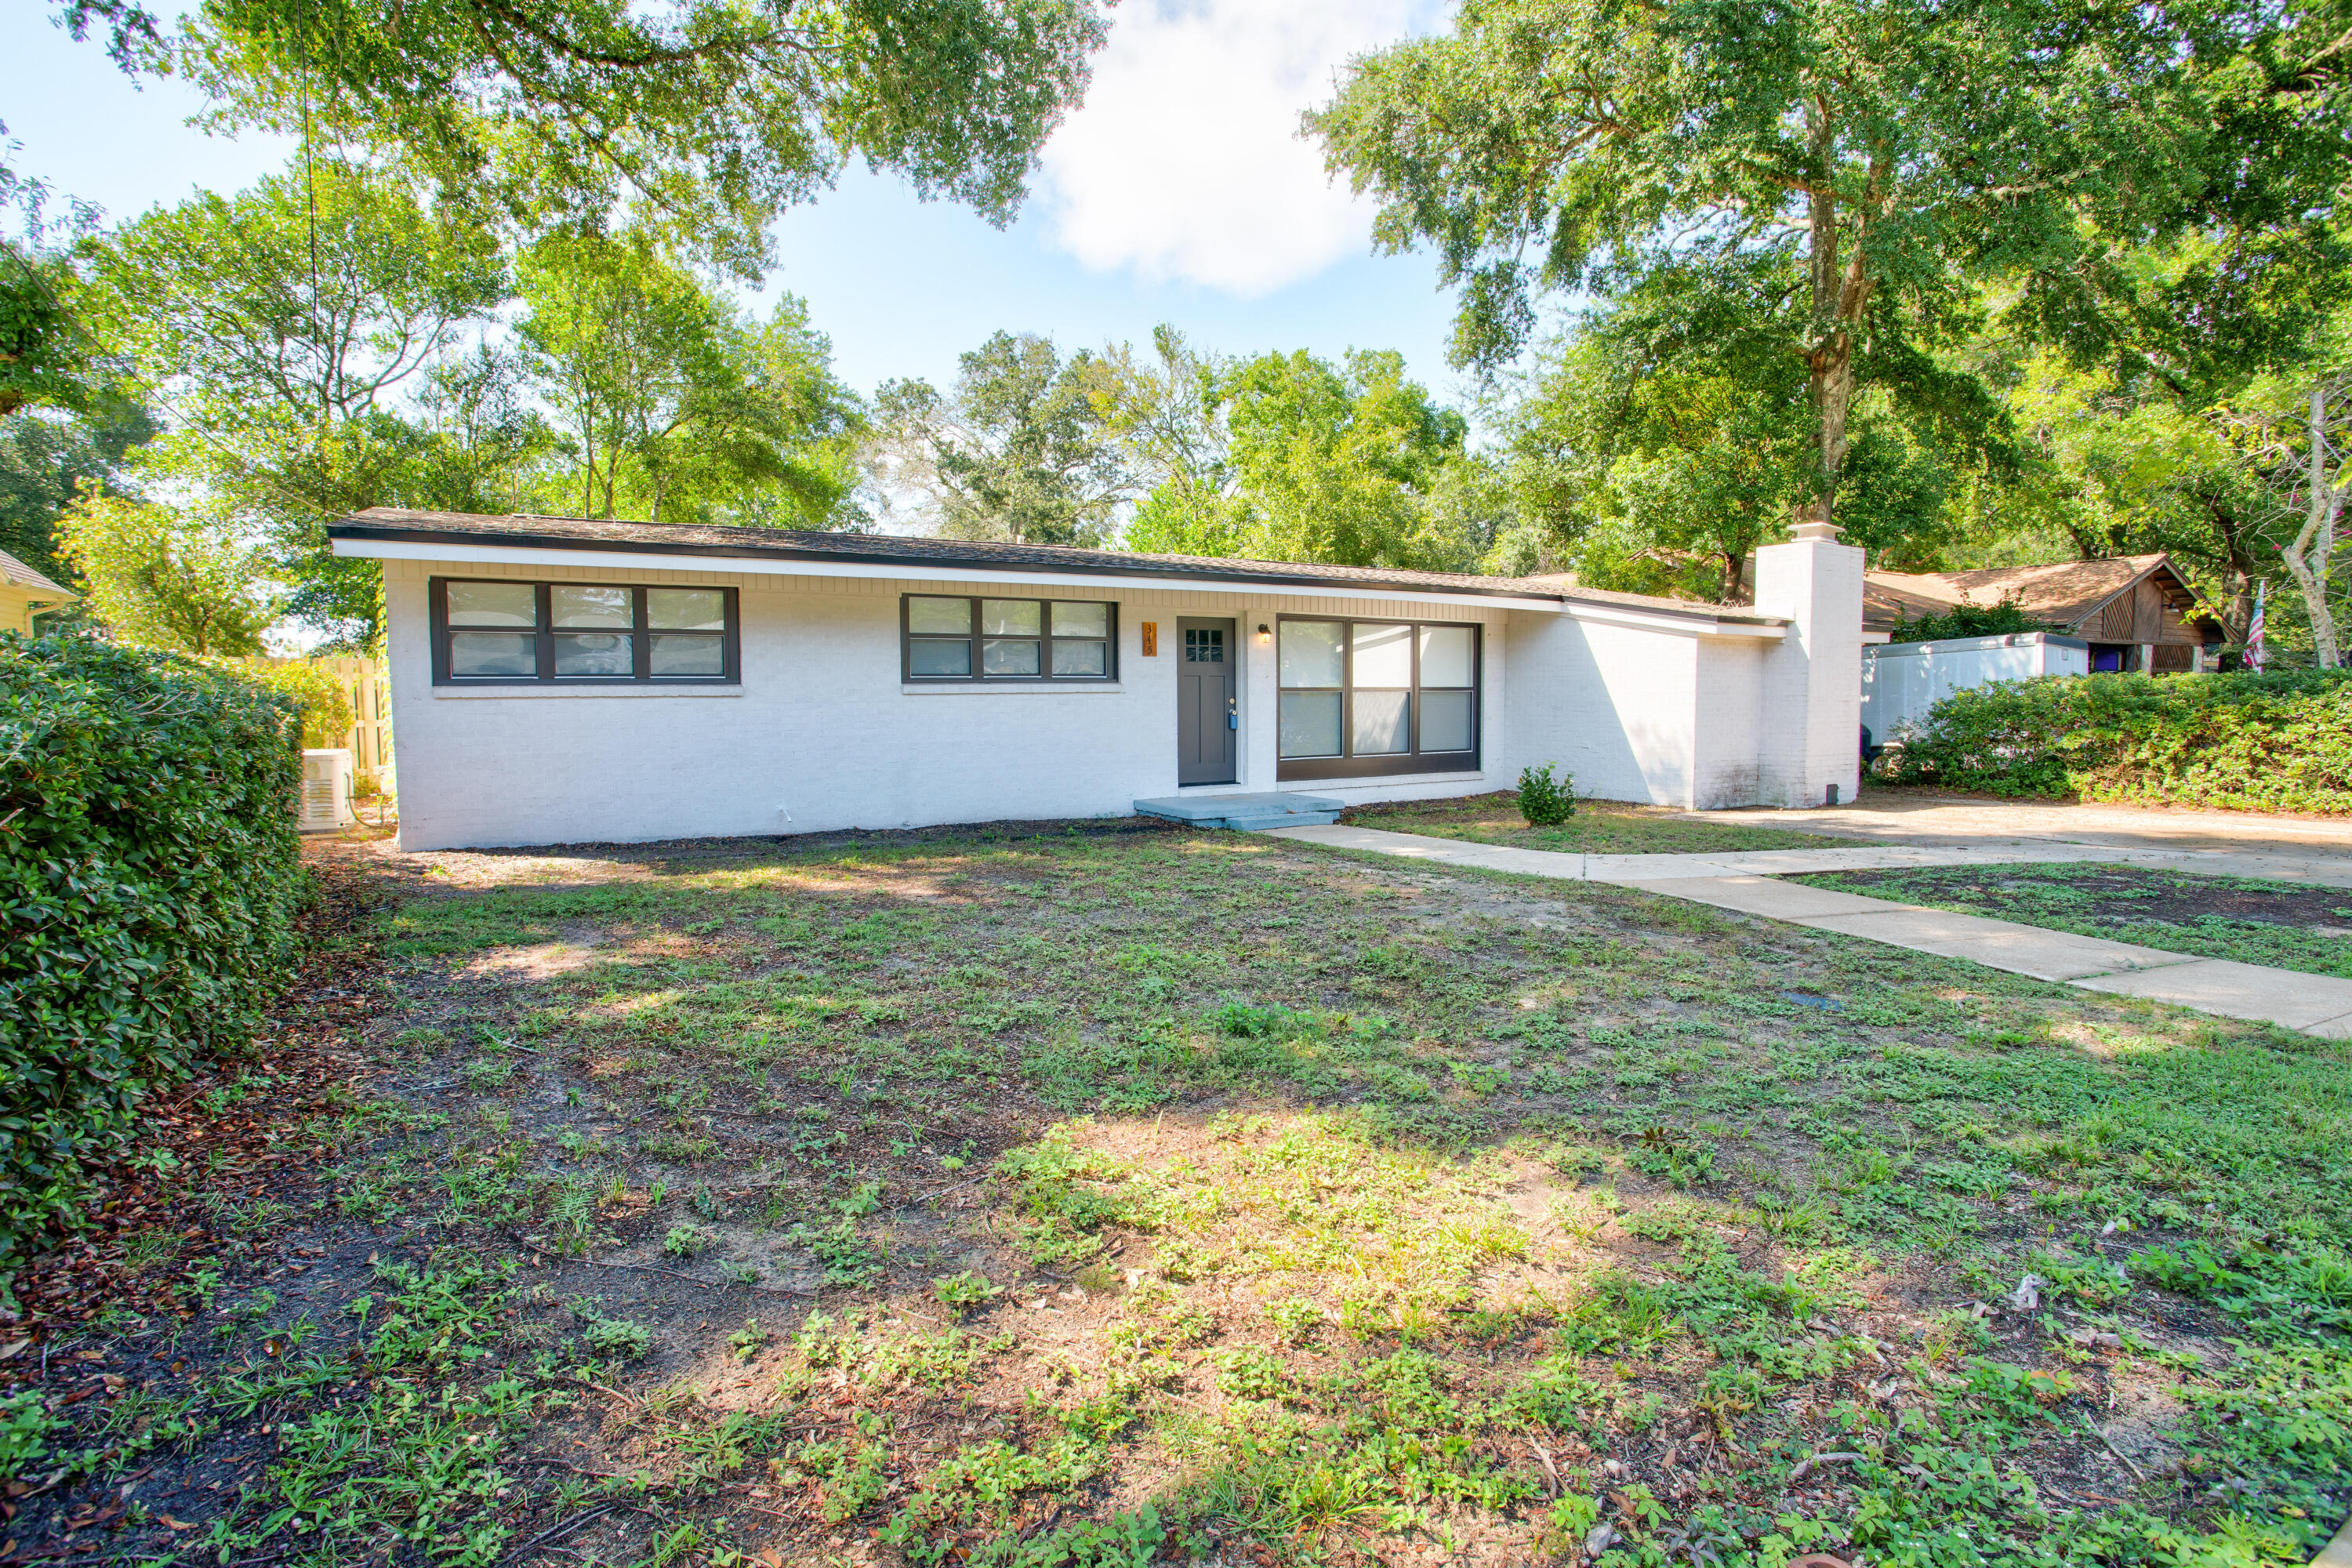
xmin=1275 ymin=614 xmax=1482 ymax=781
xmin=900 ymin=593 xmax=1120 ymax=684
xmin=430 ymin=576 xmax=740 ymax=686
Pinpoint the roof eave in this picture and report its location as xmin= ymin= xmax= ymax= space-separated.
xmin=326 ymin=518 xmax=1578 ymax=605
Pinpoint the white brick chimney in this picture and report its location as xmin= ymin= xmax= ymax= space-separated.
xmin=1752 ymin=520 xmax=1864 ymax=808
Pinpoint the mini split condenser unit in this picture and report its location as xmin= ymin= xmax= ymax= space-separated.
xmin=299 ymin=748 xmax=355 ymax=831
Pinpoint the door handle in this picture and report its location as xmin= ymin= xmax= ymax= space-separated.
xmin=1227 ymin=697 xmax=1238 ymax=731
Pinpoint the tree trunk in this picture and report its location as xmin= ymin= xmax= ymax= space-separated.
xmin=2278 ymin=379 xmax=2344 ymax=668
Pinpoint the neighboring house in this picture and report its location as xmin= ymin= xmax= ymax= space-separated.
xmin=0 ymin=547 xmax=74 ymax=636
xmin=328 ymin=508 xmax=1866 ymax=851
xmin=1864 ymin=553 xmax=2225 ymax=673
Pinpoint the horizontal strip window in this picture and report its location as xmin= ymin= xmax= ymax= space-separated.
xmin=902 ymin=594 xmax=1117 ymax=682
xmin=430 ymin=579 xmax=739 ymax=685
xmin=1276 ymin=617 xmax=1481 ymax=781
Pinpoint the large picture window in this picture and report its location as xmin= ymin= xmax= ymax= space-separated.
xmin=430 ymin=579 xmax=739 ymax=685
xmin=902 ymin=594 xmax=1117 ymax=683
xmin=1277 ymin=617 xmax=1480 ymax=779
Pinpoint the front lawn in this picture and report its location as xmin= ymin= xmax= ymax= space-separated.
xmin=1801 ymin=862 xmax=2352 ymax=979
xmin=1345 ymin=792 xmax=1856 ymax=855
xmin=6 ymin=821 xmax=2348 ymax=1568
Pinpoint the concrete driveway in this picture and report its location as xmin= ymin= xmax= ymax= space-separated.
xmin=1691 ymin=789 xmax=2352 ymax=866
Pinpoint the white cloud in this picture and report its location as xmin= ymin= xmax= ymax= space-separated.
xmin=1036 ymin=0 xmax=1436 ymax=297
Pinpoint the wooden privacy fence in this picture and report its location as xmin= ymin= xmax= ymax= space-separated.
xmin=315 ymin=655 xmax=394 ymax=786
xmin=236 ymin=655 xmax=394 ymax=787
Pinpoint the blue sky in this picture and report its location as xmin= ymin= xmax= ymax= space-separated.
xmin=2 ymin=0 xmax=1477 ymax=406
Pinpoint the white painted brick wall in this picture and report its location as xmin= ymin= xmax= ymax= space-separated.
xmin=383 ymin=561 xmax=1515 ymax=849
xmin=378 ymin=552 xmax=1861 ymax=848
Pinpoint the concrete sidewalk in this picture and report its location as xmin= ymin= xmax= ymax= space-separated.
xmin=1267 ymin=823 xmax=2352 ymax=1040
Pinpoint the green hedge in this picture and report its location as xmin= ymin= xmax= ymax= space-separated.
xmin=1885 ymin=670 xmax=2352 ymax=814
xmin=0 ymin=634 xmax=306 ymax=1273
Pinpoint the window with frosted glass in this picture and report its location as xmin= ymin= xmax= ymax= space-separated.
xmin=433 ymin=579 xmax=738 ymax=684
xmin=900 ymin=595 xmax=1116 ymax=682
xmin=1276 ymin=615 xmax=1480 ymax=777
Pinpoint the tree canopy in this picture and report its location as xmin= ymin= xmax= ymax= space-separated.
xmin=72 ymin=0 xmax=1107 ymax=274
xmin=1307 ymin=0 xmax=2344 ymax=535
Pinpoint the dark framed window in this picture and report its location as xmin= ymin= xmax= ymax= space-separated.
xmin=902 ymin=594 xmax=1117 ymax=682
xmin=1276 ymin=616 xmax=1480 ymax=780
xmin=430 ymin=578 xmax=739 ymax=685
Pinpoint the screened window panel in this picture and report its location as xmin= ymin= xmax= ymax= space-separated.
xmin=982 ymin=600 xmax=1041 ymax=636
xmin=1352 ymin=689 xmax=1410 ymax=753
xmin=1352 ymin=623 xmax=1413 ymax=688
xmin=1052 ymin=640 xmax=1108 ymax=677
xmin=447 ymin=582 xmax=536 ymax=627
xmin=982 ymin=638 xmax=1042 ymax=676
xmin=1052 ymin=601 xmax=1109 ymax=637
xmin=1279 ymin=691 xmax=1343 ymax=757
xmin=909 ymin=596 xmax=972 ymax=634
xmin=552 ymin=586 xmax=632 ymax=627
xmin=650 ymin=633 xmax=724 ymax=677
xmin=648 ymin=589 xmax=725 ymax=630
xmin=909 ymin=640 xmax=971 ymax=677
xmin=450 ymin=631 xmax=536 ymax=677
xmin=1418 ymin=691 xmax=1474 ymax=752
xmin=1279 ymin=621 xmax=1345 ymax=688
xmin=554 ymin=632 xmax=633 ymax=677
xmin=1420 ymin=626 xmax=1475 ymax=688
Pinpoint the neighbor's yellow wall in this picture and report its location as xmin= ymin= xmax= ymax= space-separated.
xmin=0 ymin=586 xmax=38 ymax=637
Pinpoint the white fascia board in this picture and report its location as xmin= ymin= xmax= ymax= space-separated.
xmin=1562 ymin=600 xmax=1787 ymax=640
xmin=331 ymin=536 xmax=1570 ymax=613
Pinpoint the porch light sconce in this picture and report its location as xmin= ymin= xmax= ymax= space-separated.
xmin=1256 ymin=622 xmax=1272 ymax=644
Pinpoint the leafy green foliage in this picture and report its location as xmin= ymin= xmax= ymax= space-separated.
xmin=517 ymin=231 xmax=862 ymax=528
xmin=0 ymin=634 xmax=303 ymax=1273
xmin=1515 ymin=763 xmax=1576 ymax=826
xmin=53 ymin=492 xmax=279 ymax=655
xmin=0 ymin=398 xmax=154 ymax=584
xmin=872 ymin=331 xmax=1127 ymax=546
xmin=169 ymin=0 xmax=1108 ymax=276
xmin=1886 ymin=597 xmax=2049 ymax=644
xmin=1886 ymin=670 xmax=2352 ymax=811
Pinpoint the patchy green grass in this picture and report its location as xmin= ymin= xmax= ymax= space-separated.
xmin=16 ymin=823 xmax=2351 ymax=1567
xmin=1348 ymin=791 xmax=1857 ymax=855
xmin=1802 ymin=861 xmax=2352 ymax=979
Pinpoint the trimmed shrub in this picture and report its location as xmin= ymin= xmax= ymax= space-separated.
xmin=0 ymin=633 xmax=306 ymax=1273
xmin=1517 ymin=762 xmax=1577 ymax=825
xmin=1885 ymin=670 xmax=2352 ymax=814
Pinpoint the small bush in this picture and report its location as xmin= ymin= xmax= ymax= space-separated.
xmin=1886 ymin=597 xmax=2046 ymax=644
xmin=663 ymin=1222 xmax=715 ymax=1258
xmin=1886 ymin=670 xmax=2352 ymax=813
xmin=0 ymin=634 xmax=304 ymax=1279
xmin=1516 ymin=762 xmax=1576 ymax=826
xmin=579 ymin=1311 xmax=652 ymax=1359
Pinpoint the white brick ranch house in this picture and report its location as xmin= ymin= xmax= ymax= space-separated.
xmin=328 ymin=509 xmax=1864 ymax=851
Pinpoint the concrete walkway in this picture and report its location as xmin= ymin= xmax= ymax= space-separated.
xmin=1266 ymin=823 xmax=2352 ymax=1040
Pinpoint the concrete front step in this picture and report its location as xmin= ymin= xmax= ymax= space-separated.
xmin=1134 ymin=792 xmax=1345 ymax=833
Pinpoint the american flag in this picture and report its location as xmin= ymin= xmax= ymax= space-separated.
xmin=2245 ymin=580 xmax=2267 ymax=671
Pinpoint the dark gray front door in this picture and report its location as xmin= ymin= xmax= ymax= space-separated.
xmin=1177 ymin=618 xmax=1236 ymax=785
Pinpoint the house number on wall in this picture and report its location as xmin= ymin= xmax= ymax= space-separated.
xmin=1141 ymin=622 xmax=1158 ymax=656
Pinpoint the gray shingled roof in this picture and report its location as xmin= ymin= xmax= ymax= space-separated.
xmin=330 ymin=507 xmax=1787 ymax=626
